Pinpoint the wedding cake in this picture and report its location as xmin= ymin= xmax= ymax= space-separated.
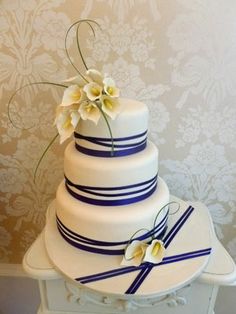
xmin=55 ymin=97 xmax=170 ymax=256
xmin=17 ymin=19 xmax=213 ymax=296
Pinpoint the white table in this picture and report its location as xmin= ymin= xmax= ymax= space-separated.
xmin=23 ymin=202 xmax=236 ymax=314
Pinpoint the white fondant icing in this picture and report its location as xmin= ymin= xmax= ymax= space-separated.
xmin=56 ymin=177 xmax=170 ymax=245
xmin=76 ymin=98 xmax=148 ymax=139
xmin=64 ymin=140 xmax=158 ymax=187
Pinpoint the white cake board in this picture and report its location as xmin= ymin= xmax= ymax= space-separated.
xmin=44 ymin=196 xmax=213 ymax=297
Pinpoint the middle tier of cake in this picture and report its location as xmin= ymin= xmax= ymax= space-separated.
xmin=64 ymin=140 xmax=159 ymax=206
xmin=65 ymin=139 xmax=158 ymax=186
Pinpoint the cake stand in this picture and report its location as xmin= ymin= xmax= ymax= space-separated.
xmin=23 ymin=201 xmax=236 ymax=314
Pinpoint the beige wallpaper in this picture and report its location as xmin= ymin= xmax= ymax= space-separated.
xmin=0 ymin=0 xmax=236 ymax=264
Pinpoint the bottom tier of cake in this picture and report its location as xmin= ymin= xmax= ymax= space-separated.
xmin=55 ymin=177 xmax=170 ymax=254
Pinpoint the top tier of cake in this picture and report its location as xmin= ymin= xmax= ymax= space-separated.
xmin=74 ymin=98 xmax=149 ymax=157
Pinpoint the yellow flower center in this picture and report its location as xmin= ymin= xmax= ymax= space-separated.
xmin=107 ymin=86 xmax=114 ymax=95
xmin=133 ymin=247 xmax=144 ymax=258
xmin=91 ymin=87 xmax=100 ymax=96
xmin=63 ymin=118 xmax=71 ymax=129
xmin=104 ymin=98 xmax=113 ymax=109
xmin=85 ymin=104 xmax=93 ymax=113
xmin=72 ymin=90 xmax=81 ymax=101
xmin=151 ymin=242 xmax=161 ymax=256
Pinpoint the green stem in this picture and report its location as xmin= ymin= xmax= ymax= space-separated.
xmin=76 ymin=23 xmax=88 ymax=71
xmin=152 ymin=201 xmax=180 ymax=239
xmin=65 ymin=19 xmax=101 ymax=81
xmin=76 ymin=20 xmax=98 ymax=71
xmin=8 ymin=81 xmax=67 ymax=129
xmin=33 ymin=133 xmax=59 ymax=183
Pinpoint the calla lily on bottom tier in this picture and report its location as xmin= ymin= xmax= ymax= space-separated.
xmin=122 ymin=239 xmax=166 ymax=267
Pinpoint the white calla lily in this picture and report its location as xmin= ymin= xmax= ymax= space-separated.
xmin=61 ymin=85 xmax=84 ymax=106
xmin=86 ymin=69 xmax=104 ymax=85
xmin=63 ymin=75 xmax=87 ymax=87
xmin=103 ymin=77 xmax=120 ymax=98
xmin=83 ymin=82 xmax=103 ymax=101
xmin=101 ymin=95 xmax=121 ymax=120
xmin=53 ymin=67 xmax=122 ymax=144
xmin=143 ymin=240 xmax=165 ymax=264
xmin=121 ymin=240 xmax=148 ymax=267
xmin=55 ymin=105 xmax=80 ymax=143
xmin=79 ymin=101 xmax=101 ymax=124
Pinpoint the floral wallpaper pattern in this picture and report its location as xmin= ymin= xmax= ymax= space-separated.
xmin=0 ymin=0 xmax=235 ymax=264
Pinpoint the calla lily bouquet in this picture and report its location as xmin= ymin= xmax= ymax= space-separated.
xmin=54 ymin=19 xmax=121 ymax=145
xmin=55 ymin=69 xmax=120 ymax=144
xmin=8 ymin=19 xmax=121 ymax=181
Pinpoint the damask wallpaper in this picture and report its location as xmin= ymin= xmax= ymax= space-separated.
xmin=0 ymin=0 xmax=235 ymax=265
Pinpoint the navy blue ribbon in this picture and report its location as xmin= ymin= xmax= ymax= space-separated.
xmin=74 ymin=130 xmax=147 ymax=157
xmin=125 ymin=205 xmax=194 ymax=294
xmin=77 ymin=248 xmax=211 ymax=285
xmin=65 ymin=174 xmax=158 ymax=206
xmin=56 ymin=208 xmax=169 ymax=255
xmin=74 ymin=205 xmax=211 ymax=294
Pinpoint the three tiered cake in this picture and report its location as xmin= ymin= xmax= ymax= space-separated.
xmin=12 ymin=19 xmax=212 ymax=297
xmin=45 ymin=90 xmax=211 ymax=297
xmin=55 ymin=98 xmax=170 ymax=256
